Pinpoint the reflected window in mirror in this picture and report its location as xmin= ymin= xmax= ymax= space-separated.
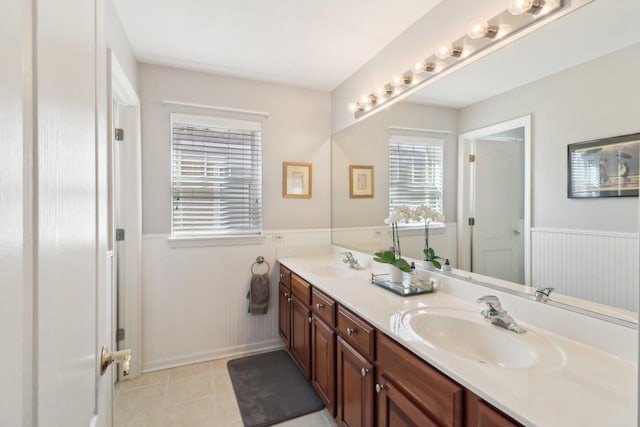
xmin=388 ymin=134 xmax=444 ymax=222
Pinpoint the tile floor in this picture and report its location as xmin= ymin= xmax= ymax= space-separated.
xmin=114 ymin=357 xmax=337 ymax=427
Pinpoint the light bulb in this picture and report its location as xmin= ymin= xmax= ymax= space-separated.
xmin=467 ymin=18 xmax=498 ymax=39
xmin=348 ymin=102 xmax=357 ymax=113
xmin=435 ymin=41 xmax=452 ymax=59
xmin=414 ymin=61 xmax=426 ymax=72
xmin=359 ymin=95 xmax=368 ymax=104
xmin=392 ymin=75 xmax=403 ymax=86
xmin=508 ymin=0 xmax=546 ymax=15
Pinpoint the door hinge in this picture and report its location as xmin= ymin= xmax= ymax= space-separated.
xmin=116 ymin=328 xmax=125 ymax=341
xmin=468 ymin=217 xmax=475 ymax=226
xmin=115 ymin=128 xmax=124 ymax=141
xmin=116 ymin=228 xmax=125 ymax=241
xmin=468 ymin=154 xmax=476 ymax=162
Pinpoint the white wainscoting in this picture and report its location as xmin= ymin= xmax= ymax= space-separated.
xmin=141 ymin=229 xmax=331 ymax=372
xmin=531 ymin=228 xmax=639 ymax=312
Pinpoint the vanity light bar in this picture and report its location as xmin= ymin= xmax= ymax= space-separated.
xmin=350 ymin=0 xmax=564 ymax=119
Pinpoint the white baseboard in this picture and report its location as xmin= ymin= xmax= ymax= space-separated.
xmin=141 ymin=339 xmax=285 ymax=373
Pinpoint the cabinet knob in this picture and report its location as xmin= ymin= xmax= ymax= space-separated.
xmin=361 ymin=368 xmax=369 ymax=377
xmin=346 ymin=327 xmax=356 ymax=336
xmin=287 ymin=297 xmax=292 ymax=302
xmin=375 ymin=383 xmax=385 ymax=393
xmin=308 ymin=316 xmax=313 ymax=324
xmin=316 ymin=303 xmax=324 ymax=309
xmin=284 ymin=292 xmax=290 ymax=297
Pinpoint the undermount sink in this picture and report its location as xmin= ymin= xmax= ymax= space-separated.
xmin=402 ymin=307 xmax=565 ymax=369
xmin=306 ymin=264 xmax=355 ymax=278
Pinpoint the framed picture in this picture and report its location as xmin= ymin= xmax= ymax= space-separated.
xmin=568 ymin=132 xmax=640 ymax=198
xmin=349 ymin=165 xmax=374 ymax=198
xmin=283 ymin=161 xmax=312 ymax=198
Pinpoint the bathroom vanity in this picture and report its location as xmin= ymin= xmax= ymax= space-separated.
xmin=278 ymin=252 xmax=636 ymax=427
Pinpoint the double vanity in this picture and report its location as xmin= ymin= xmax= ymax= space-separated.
xmin=278 ymin=250 xmax=636 ymax=427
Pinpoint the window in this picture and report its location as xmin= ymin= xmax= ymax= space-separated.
xmin=388 ymin=134 xmax=444 ymax=221
xmin=171 ymin=114 xmax=262 ymax=237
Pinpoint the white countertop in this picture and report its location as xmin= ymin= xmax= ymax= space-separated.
xmin=278 ymin=252 xmax=637 ymax=427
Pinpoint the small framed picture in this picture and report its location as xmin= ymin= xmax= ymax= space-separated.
xmin=283 ymin=161 xmax=312 ymax=198
xmin=568 ymin=132 xmax=639 ymax=198
xmin=349 ymin=165 xmax=374 ymax=198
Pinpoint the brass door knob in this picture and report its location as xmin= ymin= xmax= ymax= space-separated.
xmin=101 ymin=346 xmax=132 ymax=376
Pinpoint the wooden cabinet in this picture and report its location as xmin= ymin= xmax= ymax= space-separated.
xmin=376 ymin=375 xmax=438 ymax=427
xmin=465 ymin=391 xmax=523 ymax=427
xmin=337 ymin=305 xmax=375 ymax=360
xmin=311 ymin=315 xmax=336 ymax=415
xmin=278 ymin=265 xmax=292 ymax=345
xmin=376 ymin=332 xmax=463 ymax=427
xmin=290 ymin=295 xmax=312 ymax=379
xmin=337 ymin=337 xmax=374 ymax=427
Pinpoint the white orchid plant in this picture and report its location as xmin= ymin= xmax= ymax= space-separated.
xmin=376 ymin=204 xmax=445 ymax=270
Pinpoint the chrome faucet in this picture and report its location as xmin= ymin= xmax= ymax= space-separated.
xmin=477 ymin=295 xmax=526 ymax=334
xmin=340 ymin=251 xmax=362 ymax=270
xmin=534 ymin=287 xmax=554 ymax=302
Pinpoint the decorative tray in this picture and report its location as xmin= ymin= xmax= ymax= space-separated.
xmin=370 ymin=273 xmax=435 ymax=296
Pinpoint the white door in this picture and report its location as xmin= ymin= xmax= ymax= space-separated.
xmin=0 ymin=0 xmax=114 ymax=425
xmin=472 ymin=138 xmax=525 ymax=283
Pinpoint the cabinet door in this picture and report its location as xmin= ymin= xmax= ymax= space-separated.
xmin=337 ymin=337 xmax=374 ymax=427
xmin=376 ymin=375 xmax=438 ymax=427
xmin=465 ymin=391 xmax=522 ymax=427
xmin=312 ymin=316 xmax=336 ymax=415
xmin=290 ymin=296 xmax=312 ymax=379
xmin=278 ymin=283 xmax=291 ymax=347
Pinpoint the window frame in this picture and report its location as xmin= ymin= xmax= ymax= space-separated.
xmin=169 ymin=113 xmax=264 ymax=244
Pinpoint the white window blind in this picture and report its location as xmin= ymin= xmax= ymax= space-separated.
xmin=171 ymin=114 xmax=262 ymax=237
xmin=389 ymin=135 xmax=444 ymax=219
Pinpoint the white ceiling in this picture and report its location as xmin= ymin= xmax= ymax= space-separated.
xmin=113 ymin=0 xmax=442 ymax=91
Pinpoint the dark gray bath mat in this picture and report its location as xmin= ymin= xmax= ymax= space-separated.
xmin=227 ymin=350 xmax=324 ymax=427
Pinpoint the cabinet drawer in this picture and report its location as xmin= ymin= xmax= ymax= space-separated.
xmin=279 ymin=264 xmax=291 ymax=288
xmin=376 ymin=332 xmax=463 ymax=427
xmin=311 ymin=288 xmax=336 ymax=327
xmin=336 ymin=305 xmax=374 ymax=360
xmin=291 ymin=274 xmax=311 ymax=305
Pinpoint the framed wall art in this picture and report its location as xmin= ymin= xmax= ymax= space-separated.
xmin=283 ymin=161 xmax=312 ymax=198
xmin=568 ymin=132 xmax=640 ymax=198
xmin=349 ymin=165 xmax=374 ymax=198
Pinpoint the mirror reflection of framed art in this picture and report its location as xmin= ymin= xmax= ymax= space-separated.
xmin=568 ymin=132 xmax=640 ymax=198
xmin=349 ymin=165 xmax=374 ymax=198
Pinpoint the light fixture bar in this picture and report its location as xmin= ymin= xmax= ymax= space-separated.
xmin=350 ymin=0 xmax=564 ymax=119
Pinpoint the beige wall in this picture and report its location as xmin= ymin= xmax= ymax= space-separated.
xmin=139 ymin=63 xmax=332 ymax=234
xmin=458 ymin=43 xmax=640 ymax=233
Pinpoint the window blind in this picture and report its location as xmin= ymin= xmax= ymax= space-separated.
xmin=171 ymin=114 xmax=262 ymax=236
xmin=388 ymin=136 xmax=444 ymax=219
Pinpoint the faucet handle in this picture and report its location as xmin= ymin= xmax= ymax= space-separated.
xmin=477 ymin=295 xmax=505 ymax=314
xmin=535 ymin=287 xmax=554 ymax=302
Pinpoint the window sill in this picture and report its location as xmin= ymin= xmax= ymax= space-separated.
xmin=167 ymin=234 xmax=265 ymax=248
xmin=396 ymin=223 xmax=446 ymax=237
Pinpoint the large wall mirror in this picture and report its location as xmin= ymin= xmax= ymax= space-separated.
xmin=332 ymin=0 xmax=640 ymax=324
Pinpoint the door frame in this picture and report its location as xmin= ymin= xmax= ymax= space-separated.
xmin=108 ymin=51 xmax=143 ymax=379
xmin=457 ymin=115 xmax=531 ymax=286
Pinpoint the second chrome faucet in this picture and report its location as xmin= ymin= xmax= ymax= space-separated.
xmin=477 ymin=295 xmax=526 ymax=334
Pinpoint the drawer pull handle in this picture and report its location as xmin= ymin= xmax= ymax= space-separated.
xmin=346 ymin=327 xmax=356 ymax=335
xmin=375 ymin=384 xmax=385 ymax=393
xmin=361 ymin=368 xmax=369 ymax=377
xmin=280 ymin=273 xmax=284 ymax=278
xmin=316 ymin=303 xmax=324 ymax=309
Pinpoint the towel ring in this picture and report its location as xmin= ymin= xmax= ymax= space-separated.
xmin=251 ymin=256 xmax=270 ymax=275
